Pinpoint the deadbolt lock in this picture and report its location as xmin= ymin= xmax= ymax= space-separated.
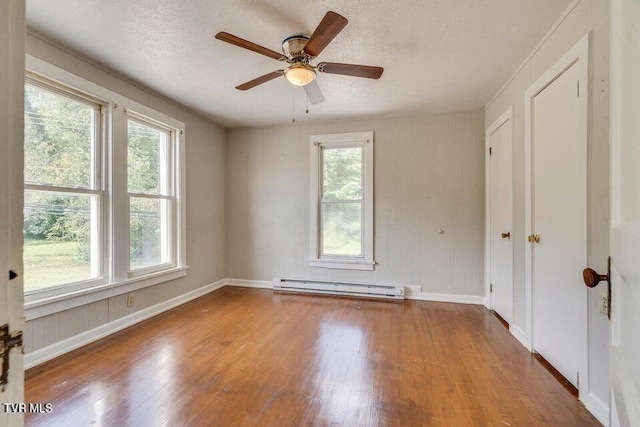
xmin=527 ymin=234 xmax=540 ymax=243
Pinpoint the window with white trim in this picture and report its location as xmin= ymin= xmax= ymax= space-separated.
xmin=24 ymin=77 xmax=104 ymax=292
xmin=309 ymin=131 xmax=374 ymax=270
xmin=127 ymin=115 xmax=176 ymax=274
xmin=23 ymin=61 xmax=186 ymax=306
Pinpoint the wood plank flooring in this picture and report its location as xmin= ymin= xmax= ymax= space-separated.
xmin=25 ymin=287 xmax=601 ymax=426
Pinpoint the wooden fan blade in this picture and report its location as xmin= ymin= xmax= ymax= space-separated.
xmin=304 ymin=80 xmax=325 ymax=105
xmin=215 ymin=32 xmax=285 ymax=61
xmin=318 ymin=62 xmax=383 ymax=79
xmin=303 ymin=11 xmax=348 ymax=58
xmin=235 ymin=71 xmax=283 ymax=91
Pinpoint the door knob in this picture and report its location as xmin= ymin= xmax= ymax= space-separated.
xmin=583 ymin=257 xmax=611 ymax=289
xmin=582 ymin=268 xmax=608 ymax=288
xmin=501 ymin=232 xmax=511 ymax=239
xmin=527 ymin=235 xmax=540 ymax=243
xmin=583 ymin=257 xmax=611 ymax=319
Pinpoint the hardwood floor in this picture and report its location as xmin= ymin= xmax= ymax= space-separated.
xmin=25 ymin=287 xmax=600 ymax=426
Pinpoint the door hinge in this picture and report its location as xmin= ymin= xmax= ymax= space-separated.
xmin=489 ymin=147 xmax=492 ymax=156
xmin=490 ymin=283 xmax=493 ymax=293
xmin=0 ymin=324 xmax=24 ymax=390
xmin=577 ymin=80 xmax=580 ymax=97
xmin=577 ymin=371 xmax=580 ymax=389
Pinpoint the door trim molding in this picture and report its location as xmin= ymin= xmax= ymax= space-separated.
xmin=524 ymin=33 xmax=589 ymax=398
xmin=484 ymin=106 xmax=514 ymax=313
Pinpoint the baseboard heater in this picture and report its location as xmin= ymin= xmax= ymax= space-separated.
xmin=273 ymin=277 xmax=404 ymax=300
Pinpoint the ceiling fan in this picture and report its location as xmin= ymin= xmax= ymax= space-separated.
xmin=215 ymin=11 xmax=384 ymax=105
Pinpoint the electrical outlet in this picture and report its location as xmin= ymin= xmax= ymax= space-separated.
xmin=127 ymin=294 xmax=134 ymax=307
xmin=599 ymin=292 xmax=608 ymax=316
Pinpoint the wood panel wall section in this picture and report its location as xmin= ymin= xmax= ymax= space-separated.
xmin=225 ymin=111 xmax=485 ymax=296
xmin=23 ymin=31 xmax=227 ymax=354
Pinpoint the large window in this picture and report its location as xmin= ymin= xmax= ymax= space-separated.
xmin=23 ymin=58 xmax=186 ymax=309
xmin=24 ymin=78 xmax=103 ymax=292
xmin=309 ymin=132 xmax=374 ymax=270
xmin=127 ymin=116 xmax=175 ymax=273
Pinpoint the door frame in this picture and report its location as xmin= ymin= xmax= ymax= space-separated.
xmin=484 ymin=105 xmax=514 ymax=319
xmin=523 ymin=34 xmax=589 ymax=397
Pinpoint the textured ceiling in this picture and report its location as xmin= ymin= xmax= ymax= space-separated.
xmin=26 ymin=0 xmax=572 ymax=128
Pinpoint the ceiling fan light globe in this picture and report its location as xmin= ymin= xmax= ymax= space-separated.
xmin=285 ymin=66 xmax=316 ymax=86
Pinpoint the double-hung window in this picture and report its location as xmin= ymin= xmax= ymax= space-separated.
xmin=309 ymin=132 xmax=374 ymax=270
xmin=127 ymin=115 xmax=176 ymax=274
xmin=24 ymin=76 xmax=104 ymax=293
xmin=23 ymin=56 xmax=186 ymax=311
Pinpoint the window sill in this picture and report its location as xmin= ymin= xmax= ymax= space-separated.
xmin=309 ymin=259 xmax=375 ymax=271
xmin=24 ymin=266 xmax=189 ymax=321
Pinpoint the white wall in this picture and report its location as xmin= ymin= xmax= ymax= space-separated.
xmin=484 ymin=0 xmax=610 ymax=411
xmin=226 ymin=111 xmax=485 ymax=296
xmin=23 ymin=32 xmax=227 ymax=353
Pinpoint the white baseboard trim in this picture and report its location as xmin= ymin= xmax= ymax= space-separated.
xmin=225 ymin=278 xmax=273 ymax=289
xmin=508 ymin=322 xmax=609 ymax=425
xmin=25 ymin=279 xmax=226 ymax=369
xmin=509 ymin=324 xmax=532 ymax=351
xmin=406 ymin=291 xmax=484 ymax=305
xmin=582 ymin=391 xmax=610 ymax=427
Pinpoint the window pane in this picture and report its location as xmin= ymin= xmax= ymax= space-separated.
xmin=130 ymin=197 xmax=172 ymax=270
xmin=323 ymin=147 xmax=362 ymax=200
xmin=128 ymin=120 xmax=169 ymax=194
xmin=322 ymin=202 xmax=362 ymax=256
xmin=23 ymin=191 xmax=99 ymax=291
xmin=24 ymin=83 xmax=95 ymax=188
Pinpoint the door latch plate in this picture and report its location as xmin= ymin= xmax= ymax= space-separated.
xmin=0 ymin=324 xmax=23 ymax=389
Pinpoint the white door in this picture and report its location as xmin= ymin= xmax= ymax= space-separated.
xmin=0 ymin=1 xmax=25 ymax=426
xmin=527 ymin=36 xmax=588 ymax=392
xmin=609 ymin=0 xmax=640 ymax=425
xmin=487 ymin=108 xmax=513 ymax=324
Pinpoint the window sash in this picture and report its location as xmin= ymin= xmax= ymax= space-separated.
xmin=126 ymin=117 xmax=174 ymax=197
xmin=127 ymin=193 xmax=176 ymax=273
xmin=25 ymin=76 xmax=103 ymax=191
xmin=320 ymin=200 xmax=364 ymax=258
xmin=23 ymin=187 xmax=105 ymax=295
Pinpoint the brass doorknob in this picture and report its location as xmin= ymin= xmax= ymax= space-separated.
xmin=501 ymin=232 xmax=511 ymax=239
xmin=527 ymin=234 xmax=540 ymax=243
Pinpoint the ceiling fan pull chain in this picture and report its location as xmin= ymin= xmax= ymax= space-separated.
xmin=292 ymin=90 xmax=296 ymax=123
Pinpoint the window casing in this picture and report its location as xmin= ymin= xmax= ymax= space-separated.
xmin=309 ymin=132 xmax=374 ymax=270
xmin=23 ymin=55 xmax=187 ymax=315
xmin=126 ymin=114 xmax=177 ymax=276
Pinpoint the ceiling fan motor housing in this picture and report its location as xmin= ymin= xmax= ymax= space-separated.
xmin=282 ymin=35 xmax=310 ymax=59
